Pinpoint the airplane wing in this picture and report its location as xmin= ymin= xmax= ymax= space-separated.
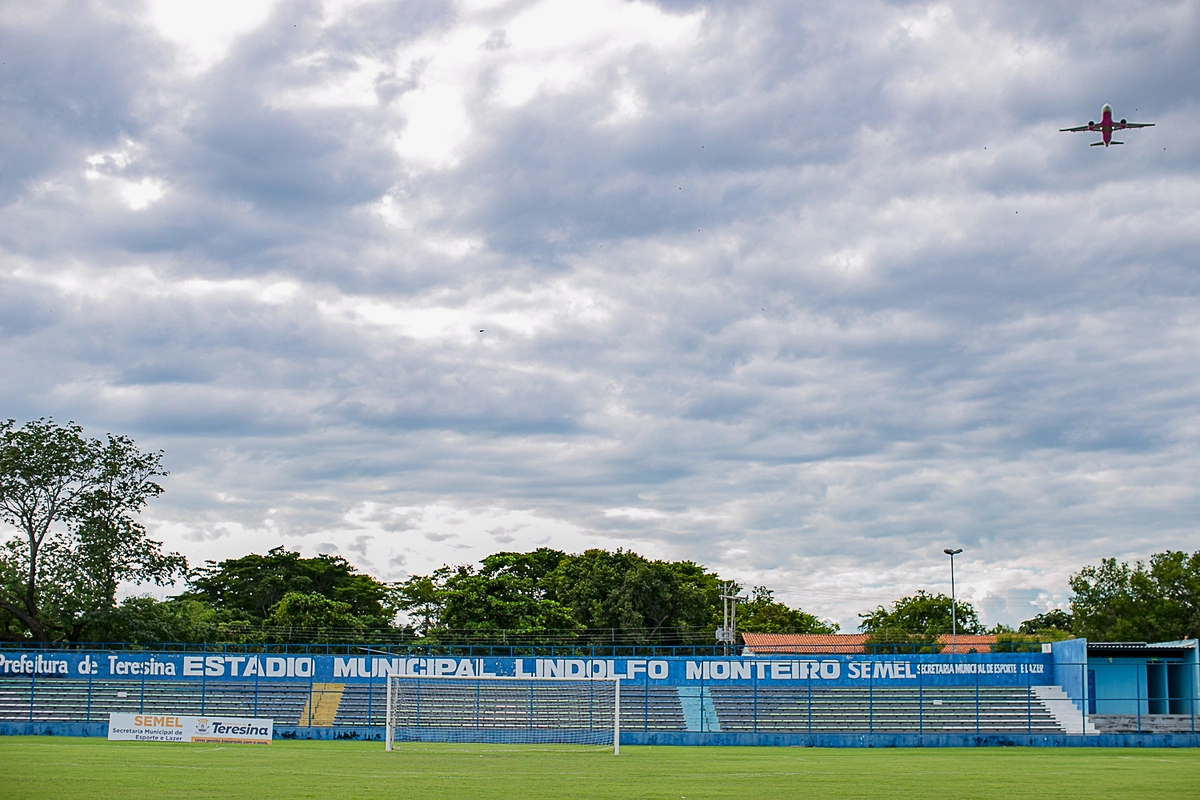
xmin=1059 ymin=125 xmax=1092 ymax=132
xmin=1120 ymin=122 xmax=1155 ymax=128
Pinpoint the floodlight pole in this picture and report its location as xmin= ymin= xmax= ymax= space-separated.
xmin=944 ymin=548 xmax=963 ymax=654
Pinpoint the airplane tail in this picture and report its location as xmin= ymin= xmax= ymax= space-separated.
xmin=1110 ymin=141 xmax=1124 ymax=145
xmin=1090 ymin=142 xmax=1105 ymax=146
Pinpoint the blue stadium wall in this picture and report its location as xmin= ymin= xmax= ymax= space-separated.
xmin=0 ymin=649 xmax=1055 ymax=686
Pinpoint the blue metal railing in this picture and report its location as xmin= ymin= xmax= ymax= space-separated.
xmin=0 ymin=641 xmax=749 ymax=657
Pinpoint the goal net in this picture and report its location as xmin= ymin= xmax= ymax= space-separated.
xmin=385 ymin=675 xmax=620 ymax=753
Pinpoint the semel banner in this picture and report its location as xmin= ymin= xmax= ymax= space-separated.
xmin=107 ymin=713 xmax=273 ymax=744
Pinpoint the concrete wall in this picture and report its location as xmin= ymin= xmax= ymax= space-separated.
xmin=1091 ymin=661 xmax=1146 ymax=715
xmin=0 ymin=650 xmax=1054 ymax=688
xmin=1051 ymin=639 xmax=1088 ymax=712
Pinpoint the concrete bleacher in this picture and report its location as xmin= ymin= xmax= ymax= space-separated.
xmin=1091 ymin=714 xmax=1198 ymax=734
xmin=384 ymin=681 xmax=620 ymax=731
xmin=709 ymin=686 xmax=1066 ymax=733
xmin=0 ymin=677 xmax=1091 ymax=734
xmin=0 ymin=678 xmax=309 ymax=724
xmin=336 ymin=683 xmax=686 ymax=731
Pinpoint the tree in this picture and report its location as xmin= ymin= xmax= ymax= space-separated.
xmin=1018 ymin=609 xmax=1073 ymax=636
xmin=263 ymin=592 xmax=366 ymax=643
xmin=394 ymin=573 xmax=443 ymax=636
xmin=90 ymin=595 xmax=228 ymax=643
xmin=395 ymin=550 xmax=579 ymax=642
xmin=1069 ymin=551 xmax=1200 ymax=642
xmin=858 ymin=590 xmax=982 ymax=648
xmin=543 ymin=549 xmax=722 ymax=644
xmin=396 ymin=548 xmax=727 ymax=645
xmin=0 ymin=418 xmax=185 ymax=641
xmin=737 ymin=586 xmax=839 ymax=635
xmin=479 ymin=548 xmax=568 ymax=584
xmin=186 ymin=547 xmax=394 ymax=626
xmin=439 ymin=567 xmax=579 ymax=640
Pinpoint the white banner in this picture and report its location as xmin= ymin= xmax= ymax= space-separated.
xmin=107 ymin=713 xmax=273 ymax=744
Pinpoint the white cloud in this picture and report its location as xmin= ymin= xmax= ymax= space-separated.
xmin=147 ymin=0 xmax=279 ymax=72
xmin=120 ymin=178 xmax=166 ymax=211
xmin=392 ymin=0 xmax=702 ymax=167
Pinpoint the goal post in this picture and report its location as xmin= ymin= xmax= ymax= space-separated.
xmin=385 ymin=675 xmax=620 ymax=754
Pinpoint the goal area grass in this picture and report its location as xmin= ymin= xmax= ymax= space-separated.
xmin=2 ymin=738 xmax=1198 ymax=800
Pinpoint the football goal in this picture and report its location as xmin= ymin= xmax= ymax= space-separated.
xmin=385 ymin=675 xmax=621 ymax=754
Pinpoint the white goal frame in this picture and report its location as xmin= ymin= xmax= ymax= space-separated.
xmin=385 ymin=674 xmax=620 ymax=754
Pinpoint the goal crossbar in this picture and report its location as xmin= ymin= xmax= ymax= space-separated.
xmin=386 ymin=675 xmax=620 ymax=754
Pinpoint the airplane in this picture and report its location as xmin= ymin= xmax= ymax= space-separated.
xmin=1060 ymin=104 xmax=1154 ymax=147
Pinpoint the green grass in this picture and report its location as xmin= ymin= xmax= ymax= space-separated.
xmin=2 ymin=738 xmax=1199 ymax=799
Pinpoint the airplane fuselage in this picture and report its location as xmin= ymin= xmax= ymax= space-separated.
xmin=1097 ymin=105 xmax=1115 ymax=146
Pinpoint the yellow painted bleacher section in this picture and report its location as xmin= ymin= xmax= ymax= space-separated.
xmin=299 ymin=683 xmax=345 ymax=726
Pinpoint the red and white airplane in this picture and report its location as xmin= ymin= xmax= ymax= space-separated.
xmin=1060 ymin=104 xmax=1154 ymax=147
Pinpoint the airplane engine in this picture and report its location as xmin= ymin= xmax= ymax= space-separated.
xmin=1088 ymin=121 xmax=1095 ymax=126
xmin=1120 ymin=119 xmax=1127 ymax=124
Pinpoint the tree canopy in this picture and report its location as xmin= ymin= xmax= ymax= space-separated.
xmin=0 ymin=418 xmax=185 ymax=641
xmin=738 ymin=587 xmax=839 ymax=634
xmin=543 ymin=549 xmax=721 ymax=644
xmin=858 ymin=590 xmax=982 ymax=647
xmin=1069 ymin=551 xmax=1200 ymax=642
xmin=394 ymin=548 xmax=761 ymax=645
xmin=185 ymin=547 xmax=395 ymax=627
xmin=1018 ymin=609 xmax=1073 ymax=636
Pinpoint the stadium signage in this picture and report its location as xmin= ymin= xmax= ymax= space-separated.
xmin=0 ymin=653 xmax=68 ymax=675
xmin=108 ymin=655 xmax=176 ymax=676
xmin=107 ymin=713 xmax=273 ymax=744
xmin=179 ymin=655 xmax=315 ymax=678
xmin=3 ymin=650 xmax=1054 ymax=688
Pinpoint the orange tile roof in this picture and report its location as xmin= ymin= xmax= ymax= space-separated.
xmin=741 ymin=633 xmax=869 ymax=654
xmin=740 ymin=632 xmax=998 ymax=655
xmin=935 ymin=634 xmax=997 ymax=654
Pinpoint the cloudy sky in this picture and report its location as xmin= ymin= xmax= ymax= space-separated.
xmin=3 ymin=0 xmax=1199 ymax=631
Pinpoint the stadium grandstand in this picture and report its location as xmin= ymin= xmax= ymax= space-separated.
xmin=1 ymin=635 xmax=1195 ymax=745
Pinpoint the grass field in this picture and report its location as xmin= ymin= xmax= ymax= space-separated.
xmin=2 ymin=738 xmax=1199 ymax=799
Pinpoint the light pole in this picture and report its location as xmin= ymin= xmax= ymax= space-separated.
xmin=943 ymin=548 xmax=962 ymax=653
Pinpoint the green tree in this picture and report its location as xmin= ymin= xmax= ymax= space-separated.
xmin=1069 ymin=551 xmax=1200 ymax=642
xmin=395 ymin=549 xmax=578 ymax=642
xmin=394 ymin=573 xmax=443 ymax=636
xmin=263 ymin=592 xmax=366 ymax=643
xmin=397 ymin=548 xmax=727 ymax=645
xmin=737 ymin=586 xmax=838 ymax=635
xmin=544 ymin=549 xmax=721 ymax=644
xmin=1018 ymin=609 xmax=1074 ymax=636
xmin=858 ymin=590 xmax=982 ymax=649
xmin=186 ymin=547 xmax=394 ymax=626
xmin=479 ymin=548 xmax=568 ymax=584
xmin=0 ymin=418 xmax=185 ymax=641
xmin=439 ymin=567 xmax=579 ymax=640
xmin=90 ymin=595 xmax=228 ymax=643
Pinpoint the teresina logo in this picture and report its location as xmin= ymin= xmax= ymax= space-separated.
xmin=209 ymin=721 xmax=270 ymax=736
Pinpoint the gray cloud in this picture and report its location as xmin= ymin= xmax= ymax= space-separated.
xmin=2 ymin=0 xmax=1199 ymax=630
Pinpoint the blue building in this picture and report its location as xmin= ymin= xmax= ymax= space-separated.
xmin=1084 ymin=639 xmax=1198 ymax=730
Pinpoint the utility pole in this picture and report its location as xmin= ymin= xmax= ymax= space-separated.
xmin=717 ymin=582 xmax=747 ymax=656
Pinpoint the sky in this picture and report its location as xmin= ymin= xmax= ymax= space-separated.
xmin=2 ymin=0 xmax=1199 ymax=632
